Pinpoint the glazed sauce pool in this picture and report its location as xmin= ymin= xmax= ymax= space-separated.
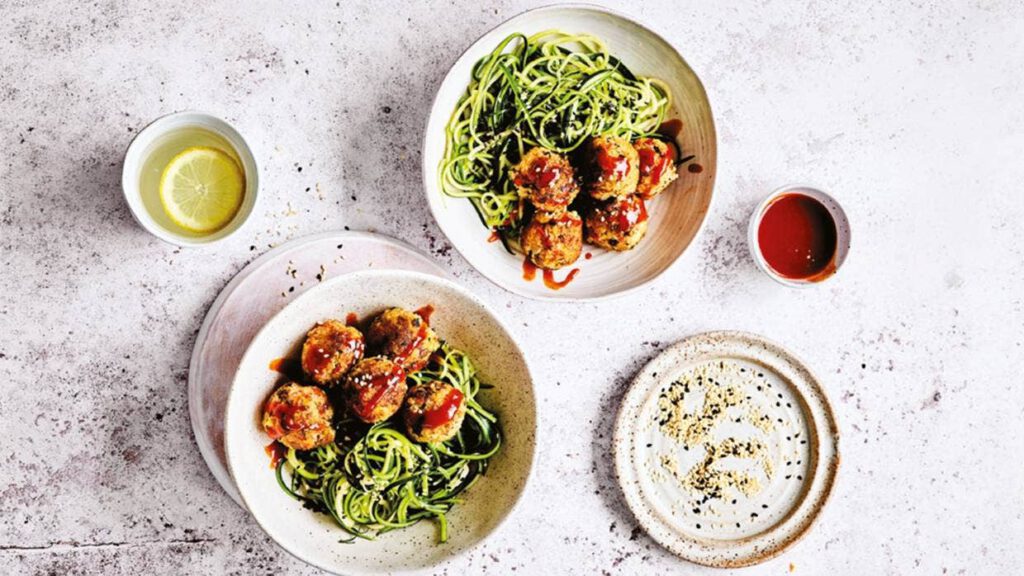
xmin=421 ymin=388 xmax=465 ymax=430
xmin=268 ymin=357 xmax=303 ymax=381
xmin=757 ymin=193 xmax=837 ymax=280
xmin=658 ymin=119 xmax=683 ymax=139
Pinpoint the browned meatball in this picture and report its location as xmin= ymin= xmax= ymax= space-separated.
xmin=301 ymin=320 xmax=365 ymax=385
xmin=521 ymin=210 xmax=583 ymax=270
xmin=510 ymin=147 xmax=579 ymax=212
xmin=584 ymin=195 xmax=649 ymax=251
xmin=366 ymin=308 xmax=440 ymax=373
xmin=403 ymin=380 xmax=467 ymax=444
xmin=634 ymin=138 xmax=678 ymax=200
xmin=342 ymin=356 xmax=408 ymax=423
xmin=262 ymin=382 xmax=335 ymax=451
xmin=576 ymin=136 xmax=639 ymax=200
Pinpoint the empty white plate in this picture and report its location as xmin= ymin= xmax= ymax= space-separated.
xmin=614 ymin=332 xmax=839 ymax=567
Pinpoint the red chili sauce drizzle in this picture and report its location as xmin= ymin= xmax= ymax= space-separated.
xmin=263 ymin=399 xmax=304 ymax=440
xmin=514 ymin=157 xmax=560 ymax=189
xmin=638 ymin=145 xmax=672 ymax=187
xmin=522 ymin=258 xmax=538 ymax=281
xmin=265 ymin=441 xmax=287 ymax=469
xmin=757 ymin=193 xmax=838 ymax=280
xmin=615 ymin=197 xmax=648 ymax=231
xmin=353 ymin=364 xmax=406 ymax=421
xmin=595 ymin=147 xmax=630 ymax=181
xmin=687 ymin=163 xmax=704 ymax=174
xmin=345 ymin=312 xmax=360 ymax=326
xmin=421 ymin=387 xmax=465 ymax=430
xmin=584 ymin=252 xmax=593 ymax=260
xmin=393 ymin=320 xmax=429 ymax=369
xmin=414 ymin=304 xmax=434 ymax=326
xmin=302 ymin=331 xmax=364 ymax=378
xmin=543 ymin=268 xmax=580 ymax=290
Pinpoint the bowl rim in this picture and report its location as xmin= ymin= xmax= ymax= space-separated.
xmin=223 ymin=268 xmax=538 ymax=575
xmin=746 ymin=183 xmax=852 ymax=288
xmin=421 ymin=2 xmax=718 ymax=302
xmin=120 ymin=109 xmax=260 ymax=248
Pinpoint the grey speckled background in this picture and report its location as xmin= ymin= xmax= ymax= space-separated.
xmin=2 ymin=1 xmax=1023 ymax=574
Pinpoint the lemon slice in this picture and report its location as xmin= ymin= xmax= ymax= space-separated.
xmin=159 ymin=146 xmax=245 ymax=233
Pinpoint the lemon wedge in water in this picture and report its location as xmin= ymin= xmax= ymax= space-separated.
xmin=159 ymin=146 xmax=245 ymax=233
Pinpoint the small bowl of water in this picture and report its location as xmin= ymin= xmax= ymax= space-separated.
xmin=121 ymin=111 xmax=259 ymax=247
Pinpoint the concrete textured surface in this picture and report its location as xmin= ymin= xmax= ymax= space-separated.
xmin=2 ymin=1 xmax=1023 ymax=574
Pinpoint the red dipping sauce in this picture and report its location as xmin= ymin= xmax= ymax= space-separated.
xmin=757 ymin=193 xmax=837 ymax=281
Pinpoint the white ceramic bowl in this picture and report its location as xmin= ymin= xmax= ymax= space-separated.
xmin=747 ymin=184 xmax=851 ymax=287
xmin=224 ymin=270 xmax=536 ymax=575
xmin=423 ymin=5 xmax=717 ymax=301
xmin=121 ymin=111 xmax=259 ymax=247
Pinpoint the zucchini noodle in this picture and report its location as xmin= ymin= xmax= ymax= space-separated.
xmin=440 ymin=30 xmax=672 ymax=234
xmin=275 ymin=343 xmax=501 ymax=543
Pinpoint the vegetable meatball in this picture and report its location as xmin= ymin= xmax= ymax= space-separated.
xmin=262 ymin=382 xmax=335 ymax=451
xmin=510 ymin=147 xmax=579 ymax=212
xmin=520 ymin=210 xmax=583 ymax=270
xmin=583 ymin=195 xmax=649 ymax=251
xmin=342 ymin=356 xmax=408 ymax=423
xmin=633 ymin=138 xmax=678 ymax=200
xmin=366 ymin=308 xmax=440 ymax=373
xmin=301 ymin=320 xmax=365 ymax=385
xmin=403 ymin=380 xmax=467 ymax=444
xmin=576 ymin=136 xmax=639 ymax=200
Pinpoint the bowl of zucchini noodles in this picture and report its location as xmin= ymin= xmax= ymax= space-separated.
xmin=424 ymin=5 xmax=717 ymax=301
xmin=224 ymin=270 xmax=536 ymax=574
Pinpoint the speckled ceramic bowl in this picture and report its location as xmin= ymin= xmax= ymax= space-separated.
xmin=224 ymin=270 xmax=536 ymax=575
xmin=423 ymin=4 xmax=716 ymax=301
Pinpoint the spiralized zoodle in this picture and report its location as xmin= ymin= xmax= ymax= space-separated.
xmin=274 ymin=344 xmax=501 ymax=543
xmin=440 ymin=31 xmax=672 ymax=237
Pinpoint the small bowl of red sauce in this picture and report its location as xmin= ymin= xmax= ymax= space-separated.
xmin=748 ymin=185 xmax=850 ymax=287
